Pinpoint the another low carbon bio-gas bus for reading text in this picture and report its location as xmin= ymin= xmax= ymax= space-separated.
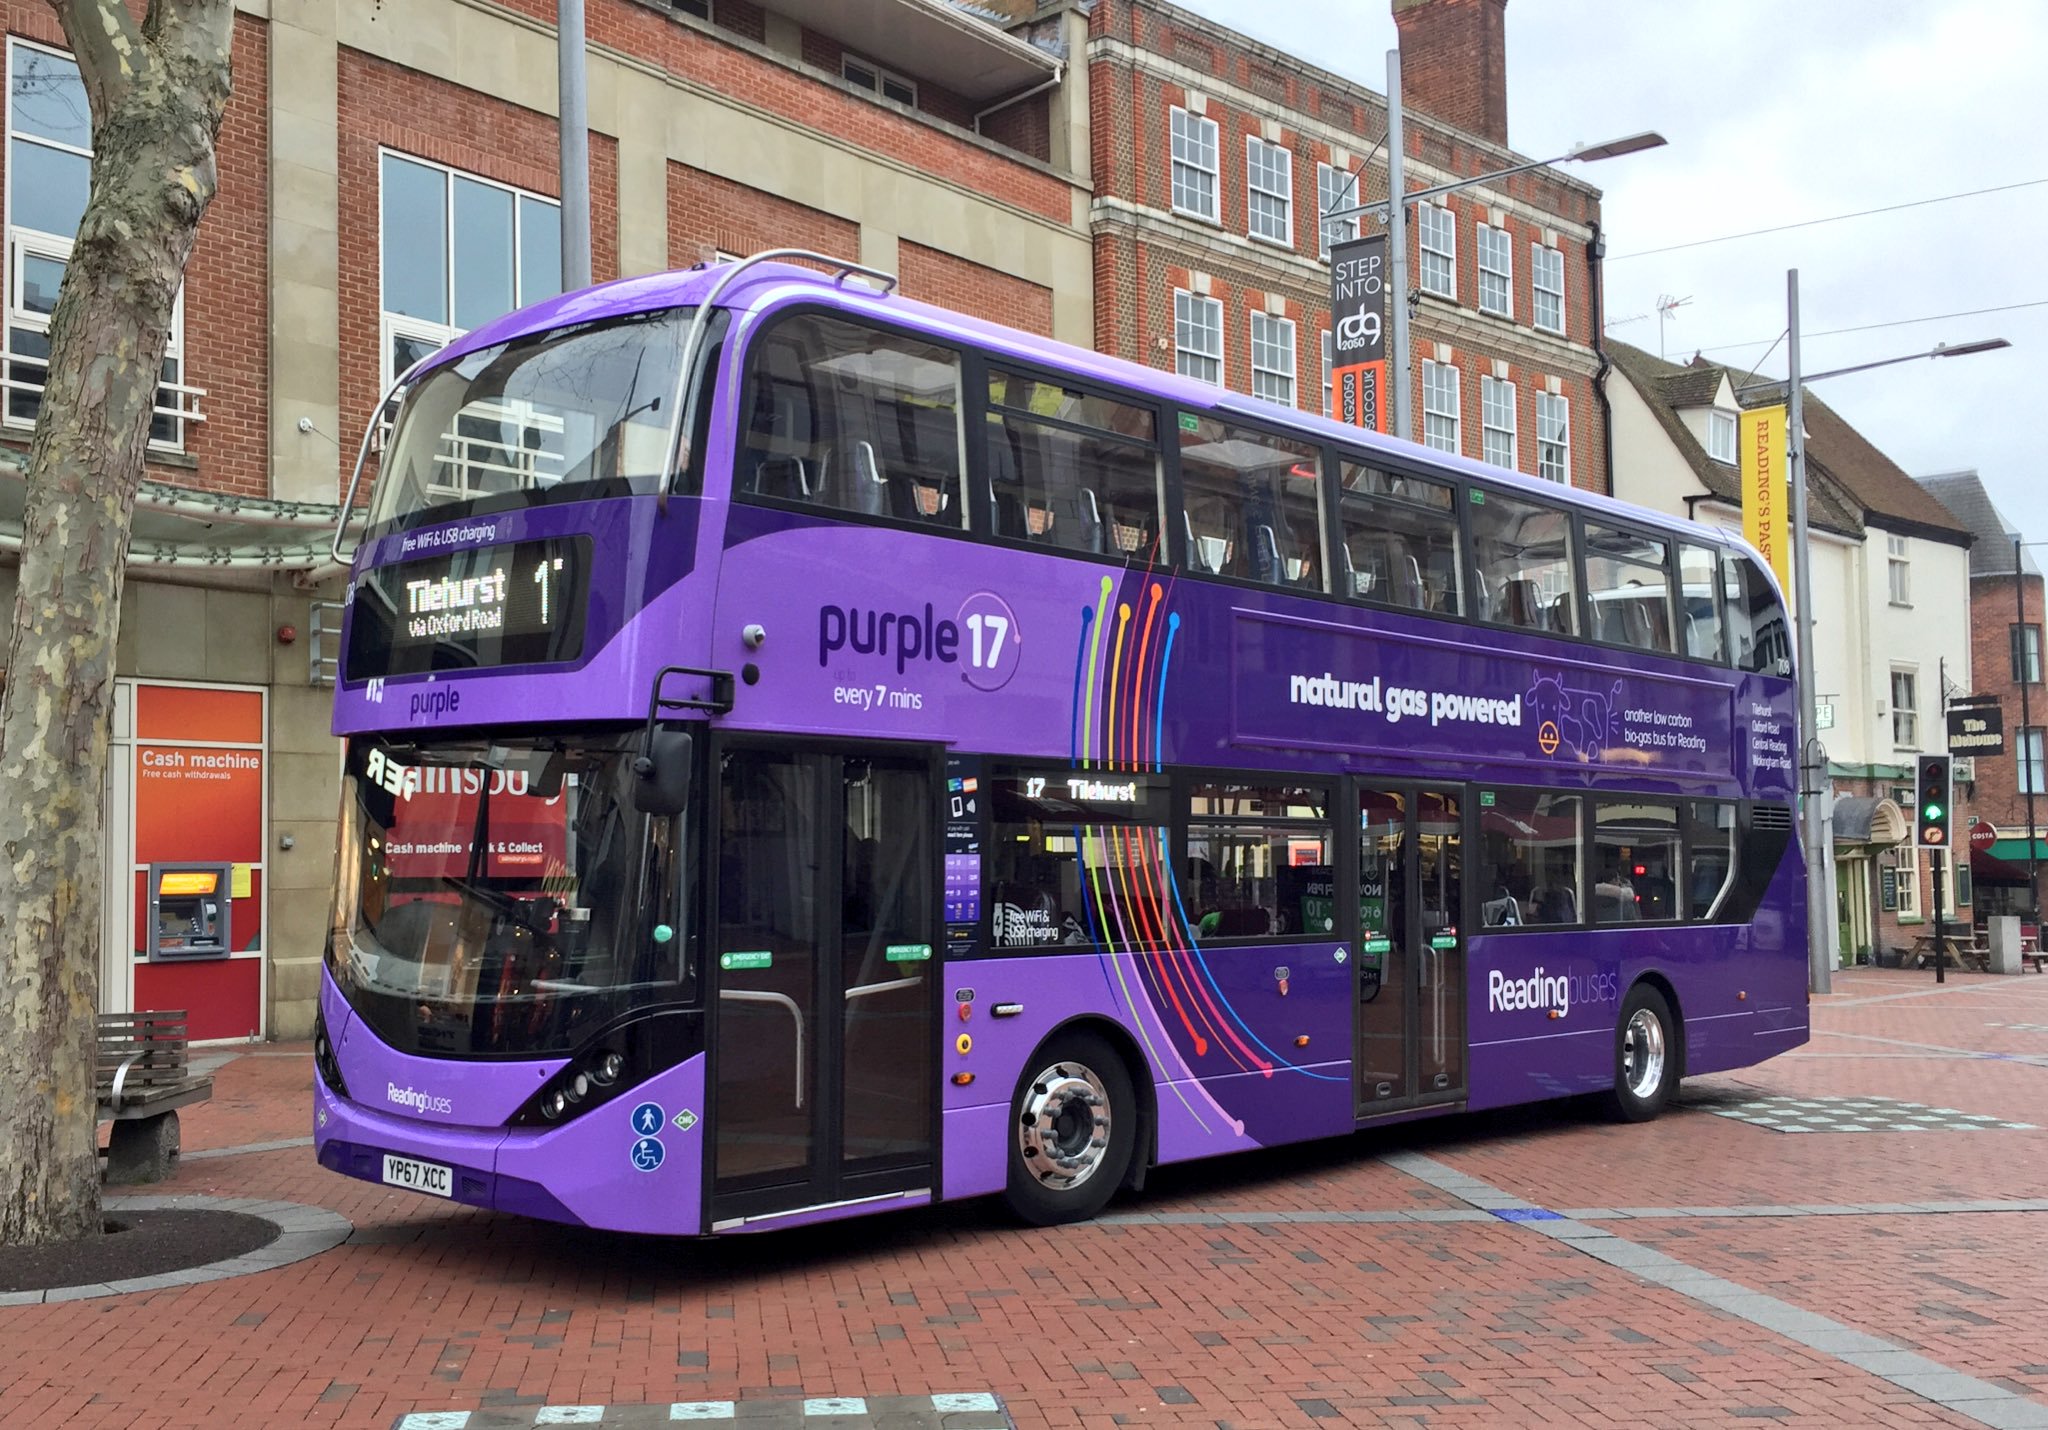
xmin=315 ymin=251 xmax=1807 ymax=1234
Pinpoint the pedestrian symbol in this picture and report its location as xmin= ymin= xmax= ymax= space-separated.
xmin=630 ymin=1136 xmax=665 ymax=1172
xmin=673 ymin=1108 xmax=699 ymax=1133
xmin=630 ymin=1102 xmax=665 ymax=1136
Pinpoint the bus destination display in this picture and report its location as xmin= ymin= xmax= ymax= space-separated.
xmin=346 ymin=536 xmax=591 ymax=678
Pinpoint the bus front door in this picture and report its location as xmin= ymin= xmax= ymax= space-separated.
xmin=1354 ymin=784 xmax=1467 ymax=1116
xmin=709 ymin=746 xmax=937 ymax=1228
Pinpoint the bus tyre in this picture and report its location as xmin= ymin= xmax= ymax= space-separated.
xmin=1604 ymin=984 xmax=1677 ymax=1123
xmin=1005 ymin=1032 xmax=1138 ymax=1227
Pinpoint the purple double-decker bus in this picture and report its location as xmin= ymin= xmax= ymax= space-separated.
xmin=316 ymin=250 xmax=1807 ymax=1235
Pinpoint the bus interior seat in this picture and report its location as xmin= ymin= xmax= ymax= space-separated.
xmin=987 ymin=425 xmax=1027 ymax=539
xmin=1547 ymin=594 xmax=1574 ymax=635
xmin=820 ymin=438 xmax=888 ymax=516
xmin=1397 ymin=554 xmax=1425 ymax=608
xmin=1250 ymin=524 xmax=1283 ymax=585
xmin=1499 ymin=578 xmax=1541 ymax=627
xmin=751 ymin=455 xmax=813 ymax=500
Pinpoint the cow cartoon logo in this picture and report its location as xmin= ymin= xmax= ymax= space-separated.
xmin=1524 ymin=671 xmax=1624 ymax=762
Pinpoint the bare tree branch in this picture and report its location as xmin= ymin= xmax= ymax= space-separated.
xmin=47 ymin=0 xmax=150 ymax=116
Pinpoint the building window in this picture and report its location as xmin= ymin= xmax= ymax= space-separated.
xmin=1320 ymin=330 xmax=1333 ymax=417
xmin=1249 ymin=312 xmax=1295 ymax=407
xmin=2024 ymin=726 xmax=2046 ymax=796
xmin=379 ymin=151 xmax=562 ymax=394
xmin=1537 ymin=391 xmax=1569 ymax=483
xmin=2014 ymin=623 xmax=2042 ymax=684
xmin=1421 ymin=359 xmax=1460 ymax=454
xmin=843 ymin=56 xmax=915 ymax=106
xmin=670 ymin=0 xmax=711 ymax=18
xmin=1246 ymin=137 xmax=1293 ymax=246
xmin=1531 ymin=243 xmax=1564 ymax=334
xmin=1418 ymin=201 xmax=1455 ymax=299
xmin=1174 ymin=290 xmax=1222 ymax=385
xmin=1708 ymin=409 xmax=1736 ymax=464
xmin=6 ymin=39 xmax=200 ymax=447
xmin=1318 ymin=162 xmax=1360 ymax=260
xmin=1476 ymin=222 xmax=1512 ymax=317
xmin=1481 ymin=375 xmax=1517 ymax=469
xmin=1891 ymin=667 xmax=1918 ymax=749
xmin=1896 ymin=843 xmax=1921 ymax=919
xmin=1887 ymin=533 xmax=1911 ymax=605
xmin=1171 ymin=108 xmax=1219 ymax=222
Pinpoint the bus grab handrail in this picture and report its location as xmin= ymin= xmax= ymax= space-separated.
xmin=331 ymin=371 xmax=414 ymax=566
xmin=718 ymin=989 xmax=805 ymax=1110
xmin=663 ymin=250 xmax=900 ymax=499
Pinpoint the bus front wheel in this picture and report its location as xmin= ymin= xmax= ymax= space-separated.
xmin=1603 ymin=984 xmax=1677 ymax=1122
xmin=1005 ymin=1031 xmax=1138 ymax=1226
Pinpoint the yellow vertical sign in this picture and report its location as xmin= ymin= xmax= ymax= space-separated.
xmin=1739 ymin=405 xmax=1790 ymax=590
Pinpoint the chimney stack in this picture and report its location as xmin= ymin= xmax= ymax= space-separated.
xmin=1391 ymin=0 xmax=1510 ymax=148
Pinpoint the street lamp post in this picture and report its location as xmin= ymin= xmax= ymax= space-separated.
xmin=1320 ymin=52 xmax=1664 ymax=441
xmin=1737 ymin=294 xmax=2009 ymax=992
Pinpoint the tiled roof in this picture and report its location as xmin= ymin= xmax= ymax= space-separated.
xmin=1606 ymin=341 xmax=1863 ymax=538
xmin=1733 ymin=388 xmax=1972 ymax=544
xmin=1916 ymin=471 xmax=2035 ymax=576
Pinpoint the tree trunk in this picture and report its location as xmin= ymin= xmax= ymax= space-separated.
xmin=0 ymin=0 xmax=232 ymax=1248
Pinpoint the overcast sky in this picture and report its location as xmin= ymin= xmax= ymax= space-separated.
xmin=1173 ymin=0 xmax=2047 ymax=547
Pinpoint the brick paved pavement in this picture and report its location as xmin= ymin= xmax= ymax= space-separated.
xmin=4 ymin=968 xmax=2048 ymax=1428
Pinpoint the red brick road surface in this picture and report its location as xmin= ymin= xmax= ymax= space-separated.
xmin=6 ymin=968 xmax=2048 ymax=1428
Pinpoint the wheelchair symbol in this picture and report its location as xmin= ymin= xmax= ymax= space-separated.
xmin=630 ymin=1136 xmax=665 ymax=1172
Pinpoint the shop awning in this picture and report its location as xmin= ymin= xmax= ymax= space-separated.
xmin=1833 ymin=795 xmax=1908 ymax=847
xmin=1975 ymin=842 xmax=2042 ymax=887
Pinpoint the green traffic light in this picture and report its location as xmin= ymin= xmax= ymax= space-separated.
xmin=1924 ymin=803 xmax=1943 ymax=820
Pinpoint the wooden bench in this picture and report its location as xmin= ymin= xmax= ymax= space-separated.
xmin=1911 ymin=933 xmax=1990 ymax=973
xmin=2024 ymin=947 xmax=2048 ymax=975
xmin=97 ymin=1010 xmax=213 ymax=1185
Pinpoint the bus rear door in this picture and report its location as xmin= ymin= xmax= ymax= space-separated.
xmin=1354 ymin=784 xmax=1468 ymax=1116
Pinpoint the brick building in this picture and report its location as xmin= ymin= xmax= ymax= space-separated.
xmin=1919 ymin=471 xmax=2045 ymax=926
xmin=0 ymin=0 xmax=1094 ymax=1039
xmin=1078 ymin=0 xmax=1611 ymax=492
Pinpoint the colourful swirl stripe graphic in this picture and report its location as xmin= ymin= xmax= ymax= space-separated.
xmin=1065 ymin=571 xmax=1341 ymax=1141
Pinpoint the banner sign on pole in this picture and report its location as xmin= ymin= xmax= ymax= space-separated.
xmin=1738 ymin=404 xmax=1789 ymax=590
xmin=1329 ymin=235 xmax=1388 ymax=434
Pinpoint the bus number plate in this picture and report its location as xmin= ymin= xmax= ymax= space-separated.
xmin=381 ymin=1153 xmax=453 ymax=1198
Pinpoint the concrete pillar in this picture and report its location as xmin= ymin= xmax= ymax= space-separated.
xmin=268 ymin=0 xmax=343 ymax=503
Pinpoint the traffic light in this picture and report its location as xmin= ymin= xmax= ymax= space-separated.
xmin=1915 ymin=753 xmax=1952 ymax=848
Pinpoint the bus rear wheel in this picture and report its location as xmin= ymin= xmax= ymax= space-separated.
xmin=1603 ymin=984 xmax=1677 ymax=1123
xmin=1005 ymin=1032 xmax=1137 ymax=1226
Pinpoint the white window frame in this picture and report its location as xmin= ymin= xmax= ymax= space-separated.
xmin=1250 ymin=311 xmax=1295 ymax=407
xmin=1481 ymin=374 xmax=1517 ymax=470
xmin=5 ymin=38 xmax=201 ymax=449
xmin=1245 ymin=136 xmax=1293 ymax=247
xmin=843 ymin=55 xmax=915 ymax=106
xmin=1422 ymin=359 xmax=1460 ymax=454
xmin=1320 ymin=329 xmax=1333 ymax=417
xmin=1317 ymin=162 xmax=1360 ymax=260
xmin=376 ymin=148 xmax=561 ymax=396
xmin=1476 ymin=222 xmax=1513 ymax=318
xmin=1418 ymin=201 xmax=1455 ymax=299
xmin=1174 ymin=289 xmax=1223 ymax=386
xmin=1888 ymin=533 xmax=1912 ymax=606
xmin=1537 ymin=391 xmax=1569 ymax=483
xmin=2022 ymin=725 xmax=2046 ymax=796
xmin=1708 ymin=409 xmax=1737 ymax=464
xmin=1891 ymin=666 xmax=1919 ymax=749
xmin=1171 ymin=108 xmax=1219 ymax=222
xmin=1896 ymin=842 xmax=1922 ymax=919
xmin=1531 ymin=243 xmax=1564 ymax=335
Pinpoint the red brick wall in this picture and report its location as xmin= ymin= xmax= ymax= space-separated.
xmin=1 ymin=7 xmax=269 ymax=499
xmin=1967 ymin=572 xmax=2045 ymax=837
xmin=666 ymin=163 xmax=858 ymax=267
xmin=898 ymin=240 xmax=1052 ymax=337
xmin=337 ymin=48 xmax=621 ymax=496
xmin=1392 ymin=0 xmax=1509 ymax=147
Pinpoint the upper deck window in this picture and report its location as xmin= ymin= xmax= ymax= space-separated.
xmin=739 ymin=313 xmax=965 ymax=529
xmin=1178 ymin=413 xmax=1323 ymax=591
xmin=1335 ymin=463 xmax=1460 ymax=614
xmin=370 ymin=310 xmax=688 ymax=533
xmin=986 ymin=370 xmax=1160 ymax=558
xmin=1584 ymin=524 xmax=1674 ymax=653
xmin=1470 ymin=489 xmax=1576 ymax=636
xmin=1721 ymin=549 xmax=1792 ymax=677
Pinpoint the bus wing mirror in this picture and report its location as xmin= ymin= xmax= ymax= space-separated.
xmin=632 ymin=729 xmax=694 ymax=816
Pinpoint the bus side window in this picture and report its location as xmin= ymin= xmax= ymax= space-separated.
xmin=1584 ymin=524 xmax=1674 ymax=653
xmin=1679 ymin=542 xmax=1726 ymax=664
xmin=1178 ymin=413 xmax=1324 ymax=590
xmin=1722 ymin=549 xmax=1790 ymax=676
xmin=1470 ymin=490 xmax=1576 ymax=635
xmin=986 ymin=372 xmax=1158 ymax=560
xmin=1337 ymin=462 xmax=1460 ymax=613
xmin=739 ymin=313 xmax=966 ymax=529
